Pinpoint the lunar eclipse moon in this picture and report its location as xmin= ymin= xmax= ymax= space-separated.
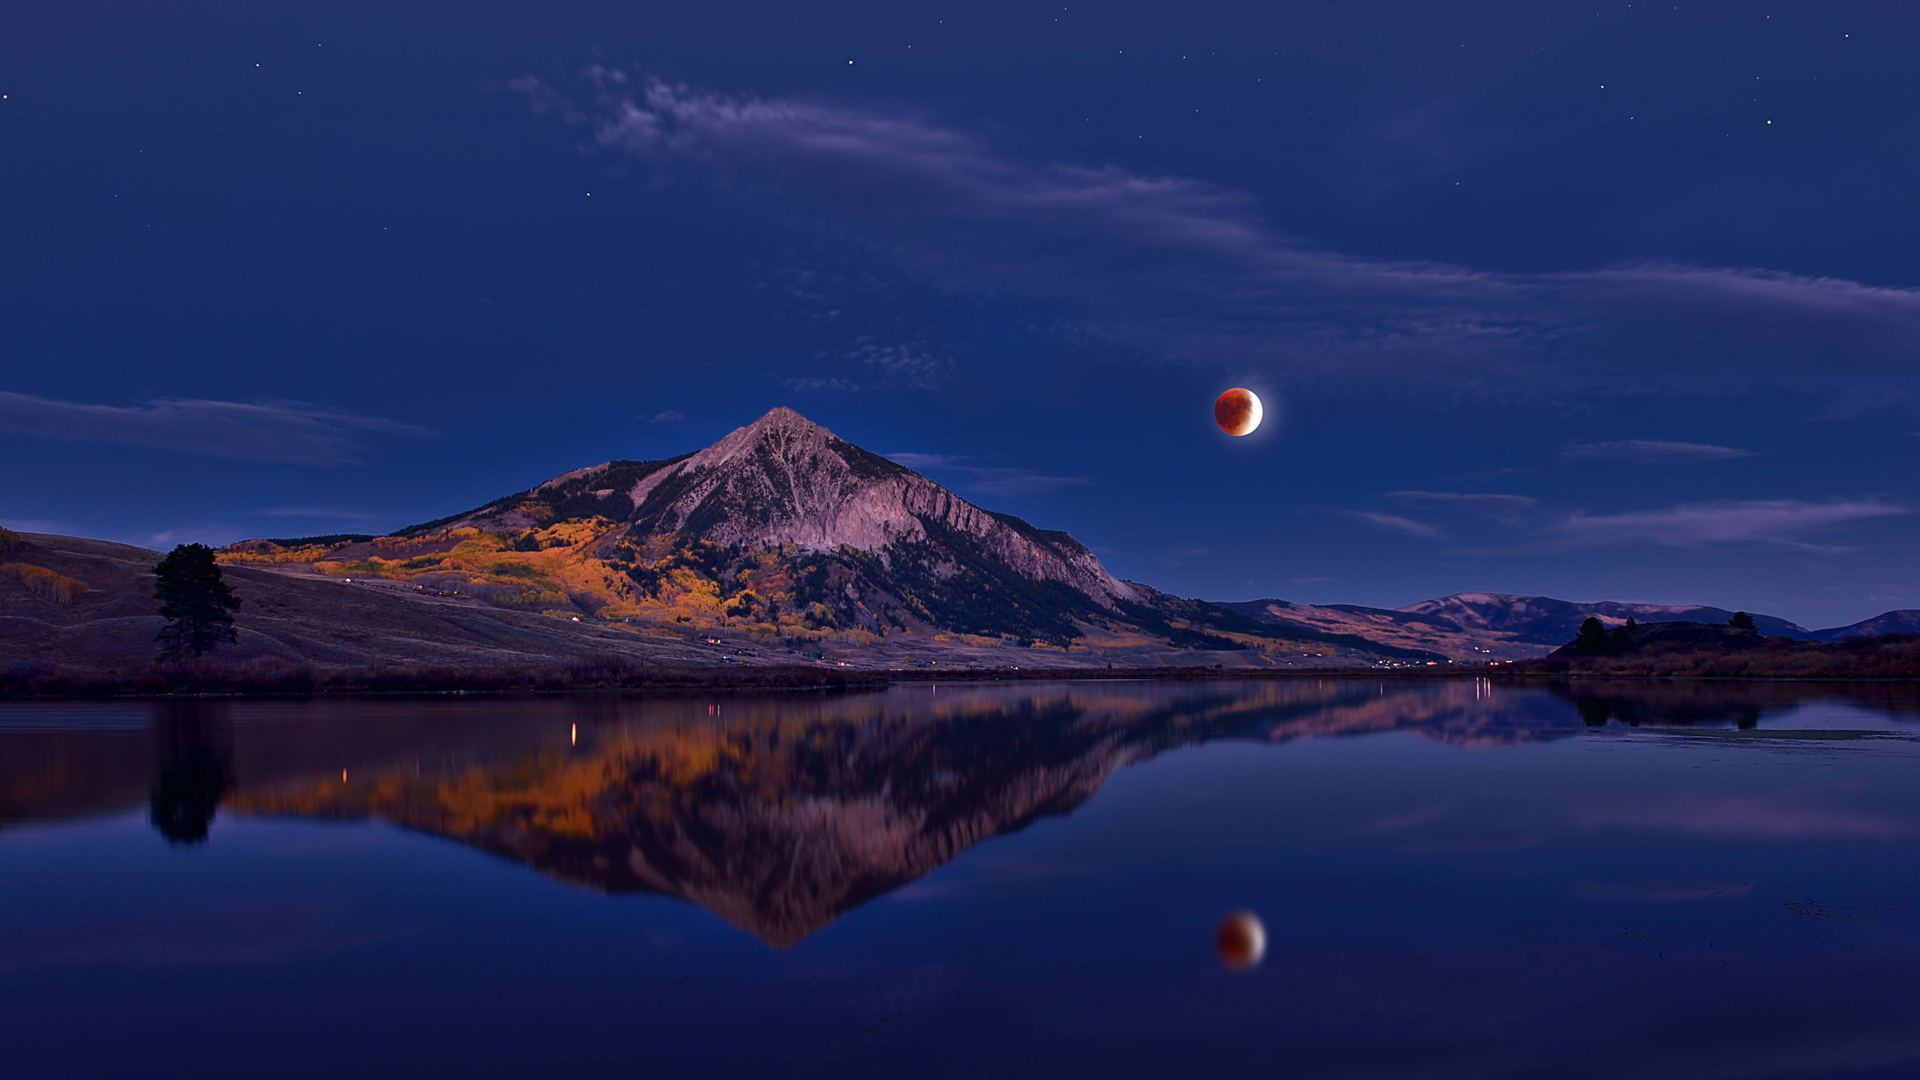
xmin=1214 ymin=388 xmax=1262 ymax=436
xmin=1215 ymin=911 xmax=1267 ymax=971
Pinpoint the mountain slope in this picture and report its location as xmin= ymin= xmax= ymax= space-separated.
xmin=219 ymin=408 xmax=1429 ymax=665
xmin=1810 ymin=610 xmax=1920 ymax=641
xmin=0 ymin=532 xmax=733 ymax=671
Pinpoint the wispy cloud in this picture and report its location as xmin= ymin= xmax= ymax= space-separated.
xmin=1386 ymin=490 xmax=1538 ymax=511
xmin=844 ymin=339 xmax=953 ymax=390
xmin=515 ymin=73 xmax=1920 ymax=394
xmin=1339 ymin=510 xmax=1443 ymax=539
xmin=1560 ymin=499 xmax=1907 ymax=549
xmin=887 ymin=452 xmax=1089 ymax=497
xmin=0 ymin=392 xmax=437 ymax=465
xmin=1561 ymin=440 xmax=1755 ymax=463
xmin=785 ymin=376 xmax=863 ymax=394
xmin=645 ymin=409 xmax=686 ymax=424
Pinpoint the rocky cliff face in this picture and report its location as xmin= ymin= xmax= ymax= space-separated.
xmin=615 ymin=408 xmax=1130 ymax=606
xmin=397 ymin=407 xmax=1139 ymax=644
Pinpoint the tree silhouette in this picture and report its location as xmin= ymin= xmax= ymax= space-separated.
xmin=150 ymin=704 xmax=233 ymax=845
xmin=153 ymin=544 xmax=240 ymax=661
xmin=1608 ymin=624 xmax=1633 ymax=654
xmin=1574 ymin=617 xmax=1611 ymax=656
xmin=1728 ymin=611 xmax=1758 ymax=633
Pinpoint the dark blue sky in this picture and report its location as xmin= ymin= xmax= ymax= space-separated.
xmin=4 ymin=1 xmax=1917 ymax=627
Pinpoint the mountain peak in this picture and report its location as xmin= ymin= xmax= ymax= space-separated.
xmin=671 ymin=406 xmax=851 ymax=478
xmin=750 ymin=405 xmax=825 ymax=432
xmin=386 ymin=407 xmax=1134 ymax=641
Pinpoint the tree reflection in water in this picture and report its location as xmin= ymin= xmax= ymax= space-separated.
xmin=149 ymin=702 xmax=233 ymax=845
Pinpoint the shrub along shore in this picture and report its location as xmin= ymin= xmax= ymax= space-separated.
xmin=1512 ymin=631 xmax=1920 ymax=680
xmin=3 ymin=634 xmax=1917 ymax=698
xmin=0 ymin=658 xmax=891 ymax=698
xmin=0 ymin=660 xmax=1443 ymax=698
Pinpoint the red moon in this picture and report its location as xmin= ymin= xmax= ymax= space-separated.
xmin=1215 ymin=911 xmax=1267 ymax=971
xmin=1214 ymin=388 xmax=1262 ymax=436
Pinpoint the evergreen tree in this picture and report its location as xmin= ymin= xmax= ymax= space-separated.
xmin=153 ymin=544 xmax=241 ymax=661
xmin=1574 ymin=616 xmax=1611 ymax=656
xmin=1728 ymin=611 xmax=1758 ymax=633
xmin=1608 ymin=624 xmax=1633 ymax=654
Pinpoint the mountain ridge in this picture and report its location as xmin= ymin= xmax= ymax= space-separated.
xmin=1216 ymin=592 xmax=1913 ymax=662
xmin=207 ymin=407 xmax=1428 ymax=665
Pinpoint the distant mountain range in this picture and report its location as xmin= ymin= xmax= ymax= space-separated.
xmin=1221 ymin=593 xmax=1919 ymax=661
xmin=5 ymin=406 xmax=1913 ymax=672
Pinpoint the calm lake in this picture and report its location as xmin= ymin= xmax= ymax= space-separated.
xmin=5 ymin=678 xmax=1920 ymax=1079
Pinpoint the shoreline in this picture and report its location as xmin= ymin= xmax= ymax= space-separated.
xmin=4 ymin=661 xmax=1919 ymax=700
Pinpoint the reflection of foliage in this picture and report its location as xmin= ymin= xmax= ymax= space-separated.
xmin=1552 ymin=682 xmax=1789 ymax=729
xmin=150 ymin=705 xmax=233 ymax=845
xmin=236 ymin=683 xmax=1294 ymax=944
xmin=228 ymin=680 xmax=1607 ymax=946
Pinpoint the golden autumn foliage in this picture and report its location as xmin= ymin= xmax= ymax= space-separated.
xmin=0 ymin=526 xmax=24 ymax=555
xmin=265 ymin=520 xmax=891 ymax=639
xmin=2 ymin=562 xmax=89 ymax=603
xmin=217 ymin=544 xmax=342 ymax=566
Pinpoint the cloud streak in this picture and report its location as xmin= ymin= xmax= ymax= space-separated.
xmin=516 ymin=73 xmax=1920 ymax=393
xmin=0 ymin=391 xmax=437 ymax=465
xmin=1340 ymin=510 xmax=1443 ymax=539
xmin=1561 ymin=440 xmax=1755 ymax=463
xmin=887 ymin=452 xmax=1090 ymax=497
xmin=1560 ymin=499 xmax=1908 ymax=549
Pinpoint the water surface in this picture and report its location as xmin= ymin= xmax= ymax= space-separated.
xmin=5 ymin=678 xmax=1920 ymax=1078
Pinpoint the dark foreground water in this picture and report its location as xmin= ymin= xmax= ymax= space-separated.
xmin=5 ymin=679 xmax=1920 ymax=1080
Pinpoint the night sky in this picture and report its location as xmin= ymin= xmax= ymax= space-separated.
xmin=4 ymin=1 xmax=1916 ymax=627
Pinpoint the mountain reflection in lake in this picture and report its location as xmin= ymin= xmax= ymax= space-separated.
xmin=5 ymin=679 xmax=1920 ymax=1079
